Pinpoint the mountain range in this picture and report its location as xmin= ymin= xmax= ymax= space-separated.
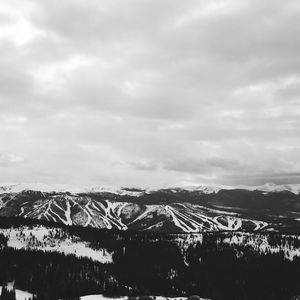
xmin=1 ymin=183 xmax=300 ymax=233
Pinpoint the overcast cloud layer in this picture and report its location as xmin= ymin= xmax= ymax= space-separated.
xmin=0 ymin=0 xmax=300 ymax=187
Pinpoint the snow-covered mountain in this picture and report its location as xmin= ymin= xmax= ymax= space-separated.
xmin=1 ymin=183 xmax=300 ymax=233
xmin=1 ymin=182 xmax=300 ymax=195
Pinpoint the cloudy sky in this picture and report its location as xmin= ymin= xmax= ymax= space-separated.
xmin=0 ymin=0 xmax=300 ymax=187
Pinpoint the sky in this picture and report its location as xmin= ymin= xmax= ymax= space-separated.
xmin=0 ymin=0 xmax=300 ymax=187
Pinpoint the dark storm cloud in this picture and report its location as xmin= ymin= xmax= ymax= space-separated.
xmin=0 ymin=0 xmax=300 ymax=186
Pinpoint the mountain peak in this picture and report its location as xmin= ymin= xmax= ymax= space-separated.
xmin=0 ymin=182 xmax=299 ymax=195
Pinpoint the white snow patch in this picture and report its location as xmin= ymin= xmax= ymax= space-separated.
xmin=81 ymin=296 xmax=127 ymax=300
xmin=80 ymin=296 xmax=209 ymax=300
xmin=0 ymin=226 xmax=113 ymax=264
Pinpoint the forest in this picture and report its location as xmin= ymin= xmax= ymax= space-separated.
xmin=0 ymin=216 xmax=300 ymax=300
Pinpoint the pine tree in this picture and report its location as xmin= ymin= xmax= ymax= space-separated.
xmin=0 ymin=286 xmax=16 ymax=300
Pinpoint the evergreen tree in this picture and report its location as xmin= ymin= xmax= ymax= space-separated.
xmin=0 ymin=286 xmax=16 ymax=300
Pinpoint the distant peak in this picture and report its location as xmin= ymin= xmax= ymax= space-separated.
xmin=0 ymin=182 xmax=299 ymax=195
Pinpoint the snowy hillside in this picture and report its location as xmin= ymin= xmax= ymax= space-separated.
xmin=0 ymin=225 xmax=113 ymax=263
xmin=1 ymin=183 xmax=300 ymax=233
xmin=0 ymin=193 xmax=274 ymax=233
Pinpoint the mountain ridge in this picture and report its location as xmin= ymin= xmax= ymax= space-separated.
xmin=1 ymin=184 xmax=300 ymax=233
xmin=1 ymin=182 xmax=300 ymax=195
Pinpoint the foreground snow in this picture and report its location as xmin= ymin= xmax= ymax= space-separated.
xmin=80 ymin=296 xmax=209 ymax=300
xmin=81 ymin=296 xmax=127 ymax=300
